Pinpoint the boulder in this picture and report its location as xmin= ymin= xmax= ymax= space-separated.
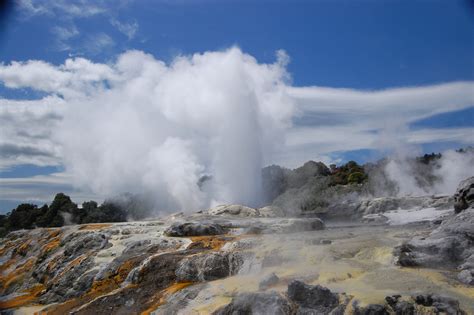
xmin=287 ymin=280 xmax=339 ymax=313
xmin=454 ymin=176 xmax=474 ymax=213
xmin=164 ymin=222 xmax=226 ymax=237
xmin=213 ymin=292 xmax=294 ymax=315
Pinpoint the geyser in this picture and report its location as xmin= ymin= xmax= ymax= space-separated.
xmin=56 ymin=47 xmax=295 ymax=212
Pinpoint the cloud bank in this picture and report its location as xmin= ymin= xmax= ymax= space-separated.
xmin=0 ymin=48 xmax=473 ymax=211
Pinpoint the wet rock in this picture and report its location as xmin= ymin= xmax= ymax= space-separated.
xmin=176 ymin=252 xmax=243 ymax=282
xmin=152 ymin=283 xmax=207 ymax=314
xmin=259 ymin=272 xmax=279 ymax=290
xmin=454 ymin=176 xmax=474 ymax=213
xmin=213 ymin=292 xmax=294 ymax=315
xmin=74 ymin=251 xmax=192 ymax=314
xmin=39 ymin=255 xmax=96 ymax=303
xmin=62 ymin=231 xmax=110 ymax=257
xmin=164 ymin=222 xmax=226 ymax=237
xmin=287 ymin=280 xmax=339 ymax=313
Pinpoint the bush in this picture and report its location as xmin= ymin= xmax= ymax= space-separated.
xmin=329 ymin=161 xmax=368 ymax=186
xmin=347 ymin=172 xmax=366 ymax=184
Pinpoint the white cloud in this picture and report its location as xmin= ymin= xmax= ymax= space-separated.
xmin=110 ymin=19 xmax=139 ymax=40
xmin=18 ymin=1 xmax=133 ymax=53
xmin=0 ymin=48 xmax=473 ymax=210
xmin=0 ymin=97 xmax=64 ymax=170
xmin=277 ymin=82 xmax=474 ymax=167
xmin=51 ymin=25 xmax=79 ymax=51
xmin=18 ymin=0 xmax=107 ymax=18
xmin=0 ymin=57 xmax=116 ymax=98
xmin=84 ymin=33 xmax=116 ymax=54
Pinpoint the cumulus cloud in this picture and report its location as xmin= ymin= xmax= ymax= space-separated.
xmin=0 ymin=48 xmax=473 ymax=211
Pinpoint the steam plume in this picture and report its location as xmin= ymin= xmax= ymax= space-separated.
xmin=56 ymin=48 xmax=294 ymax=212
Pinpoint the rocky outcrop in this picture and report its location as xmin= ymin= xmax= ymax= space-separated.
xmin=164 ymin=222 xmax=226 ymax=236
xmin=454 ymin=176 xmax=474 ymax=213
xmin=395 ymin=208 xmax=474 ymax=285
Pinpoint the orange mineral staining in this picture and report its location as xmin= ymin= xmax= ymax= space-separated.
xmin=140 ymin=281 xmax=193 ymax=315
xmin=0 ymin=257 xmax=36 ymax=293
xmin=189 ymin=235 xmax=235 ymax=251
xmin=0 ymin=284 xmax=45 ymax=309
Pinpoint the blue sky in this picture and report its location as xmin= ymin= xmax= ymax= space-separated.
xmin=1 ymin=1 xmax=473 ymax=88
xmin=0 ymin=0 xmax=473 ymax=212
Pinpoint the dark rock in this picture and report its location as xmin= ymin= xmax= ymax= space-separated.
xmin=457 ymin=269 xmax=474 ymax=285
xmin=259 ymin=272 xmax=279 ymax=290
xmin=39 ymin=256 xmax=96 ymax=303
xmin=414 ymin=294 xmax=466 ymax=315
xmin=454 ymin=176 xmax=474 ymax=213
xmin=212 ymin=292 xmax=294 ymax=315
xmin=355 ymin=304 xmax=389 ymax=315
xmin=287 ymin=280 xmax=339 ymax=312
xmin=62 ymin=232 xmax=110 ymax=257
xmin=164 ymin=222 xmax=226 ymax=237
xmin=385 ymin=295 xmax=414 ymax=315
xmin=176 ymin=252 xmax=243 ymax=282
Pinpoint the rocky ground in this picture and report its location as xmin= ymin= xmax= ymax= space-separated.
xmin=0 ymin=178 xmax=473 ymax=314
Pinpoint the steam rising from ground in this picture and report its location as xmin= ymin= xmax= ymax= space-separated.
xmin=384 ymin=150 xmax=474 ymax=196
xmin=57 ymin=48 xmax=294 ymax=211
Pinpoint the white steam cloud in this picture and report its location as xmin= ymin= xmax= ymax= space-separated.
xmin=384 ymin=150 xmax=474 ymax=196
xmin=56 ymin=48 xmax=294 ymax=211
